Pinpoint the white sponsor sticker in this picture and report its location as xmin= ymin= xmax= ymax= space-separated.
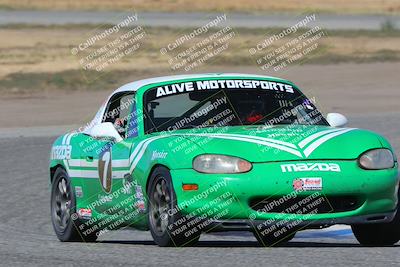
xmin=135 ymin=185 xmax=146 ymax=212
xmin=281 ymin=163 xmax=341 ymax=173
xmin=151 ymin=150 xmax=168 ymax=160
xmin=293 ymin=177 xmax=322 ymax=191
xmin=155 ymin=80 xmax=294 ymax=98
xmin=75 ymin=186 xmax=83 ymax=198
xmin=51 ymin=145 xmax=72 ymax=160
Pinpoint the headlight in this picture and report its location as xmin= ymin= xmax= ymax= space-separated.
xmin=193 ymin=154 xmax=252 ymax=173
xmin=359 ymin=149 xmax=395 ymax=170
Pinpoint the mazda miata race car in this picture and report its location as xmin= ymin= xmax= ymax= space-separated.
xmin=49 ymin=73 xmax=399 ymax=247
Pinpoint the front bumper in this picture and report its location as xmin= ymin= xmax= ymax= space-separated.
xmin=206 ymin=211 xmax=397 ymax=232
xmin=170 ymin=160 xmax=399 ymax=224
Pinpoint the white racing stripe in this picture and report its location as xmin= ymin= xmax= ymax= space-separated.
xmin=181 ymin=129 xmax=355 ymax=158
xmin=129 ymin=136 xmax=167 ymax=173
xmin=68 ymin=159 xmax=93 ymax=167
xmin=66 ymin=132 xmax=74 ymax=145
xmin=68 ymin=168 xmax=126 ymax=179
xmin=69 ymin=159 xmax=130 ymax=168
xmin=129 ymin=139 xmax=148 ymax=162
xmin=68 ymin=169 xmax=98 ymax=178
xmin=182 ymin=133 xmax=303 ymax=157
xmin=113 ymin=159 xmax=130 ymax=168
xmin=303 ymin=128 xmax=355 ymax=157
xmin=61 ymin=133 xmax=69 ymax=145
xmin=211 ymin=133 xmax=297 ymax=148
xmin=298 ymin=128 xmax=344 ymax=148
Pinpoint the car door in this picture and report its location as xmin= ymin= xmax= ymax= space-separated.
xmin=80 ymin=92 xmax=139 ymax=218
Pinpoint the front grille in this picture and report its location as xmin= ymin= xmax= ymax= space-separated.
xmin=250 ymin=195 xmax=362 ymax=214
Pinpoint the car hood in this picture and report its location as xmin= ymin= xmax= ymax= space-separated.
xmin=173 ymin=125 xmax=385 ymax=162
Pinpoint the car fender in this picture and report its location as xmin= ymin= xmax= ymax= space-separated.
xmin=49 ymin=132 xmax=80 ymax=183
xmin=130 ymin=135 xmax=205 ymax=189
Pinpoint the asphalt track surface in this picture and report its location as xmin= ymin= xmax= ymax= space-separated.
xmin=0 ymin=113 xmax=399 ymax=267
xmin=0 ymin=10 xmax=400 ymax=30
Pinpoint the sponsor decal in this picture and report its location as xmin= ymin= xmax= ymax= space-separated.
xmin=136 ymin=200 xmax=146 ymax=212
xmin=293 ymin=177 xmax=322 ymax=191
xmin=293 ymin=179 xmax=304 ymax=191
xmin=303 ymin=99 xmax=314 ymax=110
xmin=122 ymin=185 xmax=132 ymax=194
xmin=99 ymin=194 xmax=113 ymax=203
xmin=281 ymin=163 xmax=341 ymax=173
xmin=78 ymin=208 xmax=92 ymax=219
xmin=75 ymin=186 xmax=83 ymax=198
xmin=122 ymin=177 xmax=132 ymax=194
xmin=134 ymin=185 xmax=146 ymax=212
xmin=98 ymin=150 xmax=112 ymax=193
xmin=51 ymin=145 xmax=72 ymax=160
xmin=155 ymin=80 xmax=294 ymax=98
xmin=151 ymin=150 xmax=168 ymax=160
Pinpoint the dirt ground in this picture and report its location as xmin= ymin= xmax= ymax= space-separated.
xmin=0 ymin=62 xmax=399 ymax=128
xmin=1 ymin=0 xmax=399 ymax=14
xmin=1 ymin=26 xmax=400 ymax=80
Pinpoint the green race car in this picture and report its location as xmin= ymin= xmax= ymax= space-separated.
xmin=49 ymin=73 xmax=399 ymax=247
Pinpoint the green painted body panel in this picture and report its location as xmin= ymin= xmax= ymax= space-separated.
xmin=171 ymin=161 xmax=398 ymax=221
xmin=49 ymin=75 xmax=399 ymax=232
xmin=162 ymin=126 xmax=384 ymax=161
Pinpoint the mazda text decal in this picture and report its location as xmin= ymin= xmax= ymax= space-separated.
xmin=51 ymin=145 xmax=72 ymax=160
xmin=281 ymin=163 xmax=341 ymax=173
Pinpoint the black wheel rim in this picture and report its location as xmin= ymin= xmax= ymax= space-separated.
xmin=52 ymin=177 xmax=72 ymax=231
xmin=149 ymin=177 xmax=171 ymax=235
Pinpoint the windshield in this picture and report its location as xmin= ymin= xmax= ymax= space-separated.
xmin=143 ymin=79 xmax=328 ymax=133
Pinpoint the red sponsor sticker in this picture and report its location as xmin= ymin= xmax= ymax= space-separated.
xmin=293 ymin=177 xmax=322 ymax=191
xmin=293 ymin=179 xmax=304 ymax=190
xmin=78 ymin=208 xmax=92 ymax=218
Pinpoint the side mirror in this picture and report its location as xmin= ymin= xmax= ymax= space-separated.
xmin=90 ymin=122 xmax=122 ymax=142
xmin=326 ymin=113 xmax=348 ymax=127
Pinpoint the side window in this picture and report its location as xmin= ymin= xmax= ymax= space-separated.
xmin=125 ymin=99 xmax=138 ymax=138
xmin=102 ymin=92 xmax=136 ymax=138
xmin=145 ymin=93 xmax=203 ymax=133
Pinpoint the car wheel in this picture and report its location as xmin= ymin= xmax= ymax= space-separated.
xmin=351 ymin=197 xmax=400 ymax=246
xmin=51 ymin=167 xmax=97 ymax=242
xmin=148 ymin=166 xmax=200 ymax=247
xmin=253 ymin=227 xmax=296 ymax=247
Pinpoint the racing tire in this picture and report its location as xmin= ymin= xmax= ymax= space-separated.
xmin=50 ymin=168 xmax=97 ymax=242
xmin=148 ymin=166 xmax=200 ymax=247
xmin=351 ymin=192 xmax=400 ymax=246
xmin=253 ymin=227 xmax=296 ymax=247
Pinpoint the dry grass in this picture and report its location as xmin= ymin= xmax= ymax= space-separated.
xmin=1 ymin=25 xmax=400 ymax=93
xmin=0 ymin=0 xmax=400 ymax=14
